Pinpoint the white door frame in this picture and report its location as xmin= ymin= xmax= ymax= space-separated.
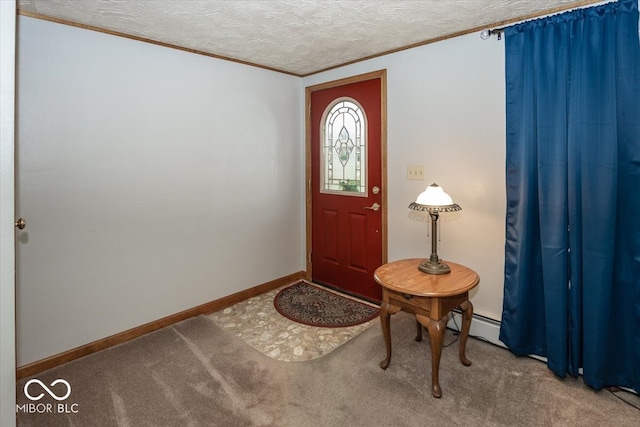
xmin=0 ymin=1 xmax=17 ymax=425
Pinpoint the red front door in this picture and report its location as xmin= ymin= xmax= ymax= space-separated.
xmin=308 ymin=71 xmax=386 ymax=301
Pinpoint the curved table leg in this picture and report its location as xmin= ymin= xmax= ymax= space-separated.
xmin=379 ymin=302 xmax=399 ymax=369
xmin=417 ymin=314 xmax=447 ymax=398
xmin=458 ymin=300 xmax=474 ymax=366
xmin=415 ymin=318 xmax=423 ymax=342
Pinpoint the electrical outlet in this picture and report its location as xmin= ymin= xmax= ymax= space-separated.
xmin=407 ymin=165 xmax=425 ymax=180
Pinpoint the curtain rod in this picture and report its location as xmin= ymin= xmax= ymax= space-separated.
xmin=479 ymin=0 xmax=621 ymax=41
xmin=480 ymin=28 xmax=505 ymax=41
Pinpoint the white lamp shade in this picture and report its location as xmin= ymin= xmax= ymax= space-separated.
xmin=415 ymin=183 xmax=454 ymax=206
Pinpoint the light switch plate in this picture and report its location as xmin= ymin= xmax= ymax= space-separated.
xmin=407 ymin=165 xmax=425 ymax=180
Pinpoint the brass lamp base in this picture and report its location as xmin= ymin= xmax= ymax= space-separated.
xmin=418 ymin=260 xmax=451 ymax=275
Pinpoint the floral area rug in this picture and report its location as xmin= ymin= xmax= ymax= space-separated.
xmin=274 ymin=281 xmax=379 ymax=328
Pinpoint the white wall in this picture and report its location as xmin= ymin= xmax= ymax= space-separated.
xmin=16 ymin=17 xmax=304 ymax=366
xmin=17 ymin=15 xmax=509 ymax=366
xmin=303 ymin=33 xmax=506 ymax=320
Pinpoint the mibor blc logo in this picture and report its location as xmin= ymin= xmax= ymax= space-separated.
xmin=17 ymin=378 xmax=79 ymax=414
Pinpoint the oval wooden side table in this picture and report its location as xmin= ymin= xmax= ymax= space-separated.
xmin=374 ymin=258 xmax=480 ymax=398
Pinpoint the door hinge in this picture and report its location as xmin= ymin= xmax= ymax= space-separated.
xmin=308 ymin=252 xmax=312 ymax=263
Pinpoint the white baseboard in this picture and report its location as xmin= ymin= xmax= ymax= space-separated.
xmin=447 ymin=311 xmax=506 ymax=349
xmin=447 ymin=312 xmax=547 ymax=362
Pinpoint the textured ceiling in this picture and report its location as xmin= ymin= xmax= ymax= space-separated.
xmin=17 ymin=0 xmax=597 ymax=76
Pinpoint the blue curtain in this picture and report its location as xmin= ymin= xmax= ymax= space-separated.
xmin=500 ymin=0 xmax=640 ymax=393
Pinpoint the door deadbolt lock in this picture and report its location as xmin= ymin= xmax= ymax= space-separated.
xmin=372 ymin=186 xmax=380 ymax=195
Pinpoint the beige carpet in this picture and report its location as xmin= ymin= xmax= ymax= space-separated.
xmin=16 ymin=312 xmax=640 ymax=426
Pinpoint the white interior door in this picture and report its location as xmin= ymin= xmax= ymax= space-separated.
xmin=0 ymin=1 xmax=17 ymax=425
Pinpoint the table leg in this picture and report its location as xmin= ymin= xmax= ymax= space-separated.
xmin=415 ymin=318 xmax=423 ymax=342
xmin=379 ymin=301 xmax=393 ymax=369
xmin=417 ymin=314 xmax=447 ymax=398
xmin=458 ymin=300 xmax=474 ymax=366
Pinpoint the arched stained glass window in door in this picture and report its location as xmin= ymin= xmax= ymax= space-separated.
xmin=321 ymin=98 xmax=367 ymax=195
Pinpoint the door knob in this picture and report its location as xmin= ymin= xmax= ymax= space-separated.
xmin=15 ymin=218 xmax=26 ymax=230
xmin=363 ymin=203 xmax=380 ymax=211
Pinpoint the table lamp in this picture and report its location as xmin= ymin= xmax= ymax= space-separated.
xmin=408 ymin=183 xmax=461 ymax=274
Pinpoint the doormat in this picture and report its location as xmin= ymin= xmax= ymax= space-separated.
xmin=274 ymin=281 xmax=379 ymax=328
